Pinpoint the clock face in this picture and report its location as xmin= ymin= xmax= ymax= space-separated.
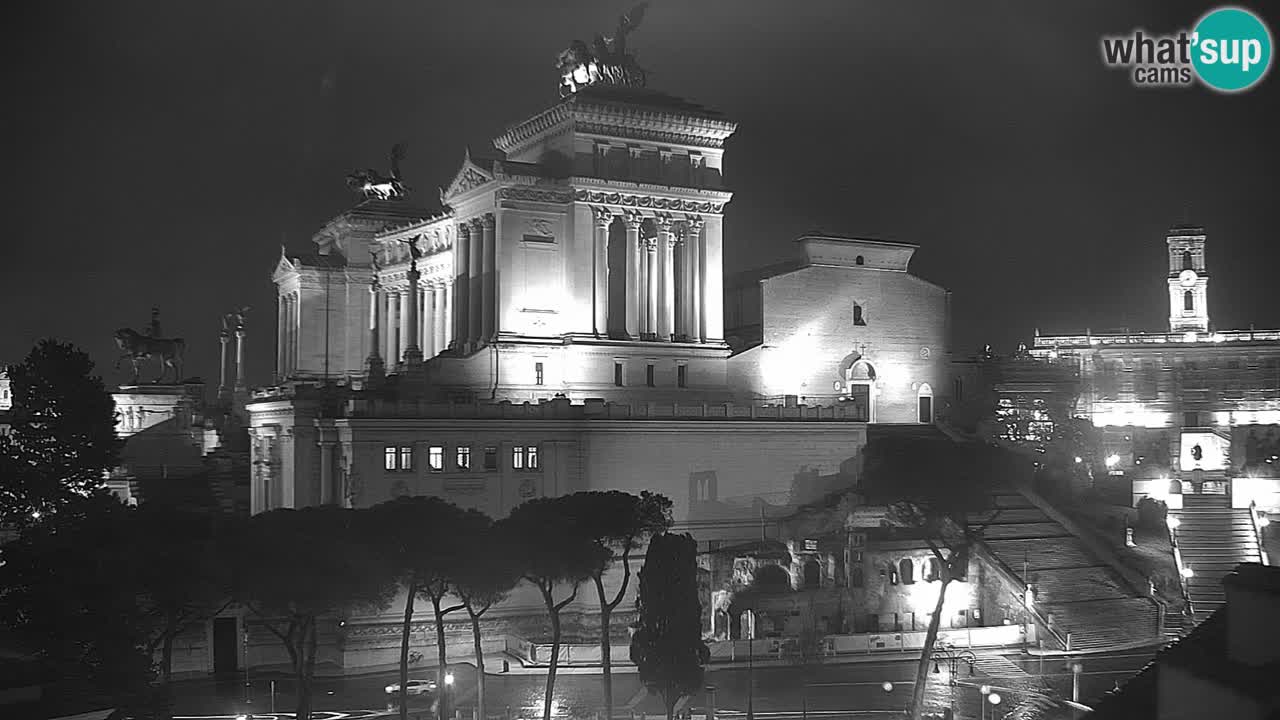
xmin=1179 ymin=269 xmax=1199 ymax=287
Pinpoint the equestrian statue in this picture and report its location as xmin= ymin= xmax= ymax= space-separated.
xmin=114 ymin=307 xmax=186 ymax=384
xmin=347 ymin=143 xmax=409 ymax=200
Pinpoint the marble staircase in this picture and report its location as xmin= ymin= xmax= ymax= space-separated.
xmin=1172 ymin=493 xmax=1263 ymax=623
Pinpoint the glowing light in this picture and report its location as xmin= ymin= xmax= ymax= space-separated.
xmin=1091 ymin=409 xmax=1172 ymax=429
xmin=1183 ymin=332 xmax=1197 ymax=343
xmin=1212 ymin=333 xmax=1225 ymax=343
xmin=988 ymin=693 xmax=1002 ymax=706
xmin=30 ymin=510 xmax=40 ymax=519
xmin=1259 ymin=516 xmax=1271 ymax=528
xmin=1181 ymin=566 xmax=1195 ymax=579
xmin=444 ymin=672 xmax=455 ymax=686
xmin=1105 ymin=453 xmax=1121 ymax=468
xmin=1166 ymin=516 xmax=1181 ymax=530
xmin=980 ymin=685 xmax=992 ymax=695
xmin=882 ymin=681 xmax=894 ymax=693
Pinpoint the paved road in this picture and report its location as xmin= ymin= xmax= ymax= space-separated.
xmin=170 ymin=647 xmax=1162 ymax=719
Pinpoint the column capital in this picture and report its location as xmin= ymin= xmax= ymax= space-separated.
xmin=654 ymin=213 xmax=676 ymax=233
xmin=643 ymin=235 xmax=659 ymax=253
xmin=591 ymin=205 xmax=615 ymax=229
xmin=481 ymin=212 xmax=496 ymax=230
xmin=623 ymin=209 xmax=645 ymax=230
xmin=684 ymin=214 xmax=706 ymax=234
xmin=457 ymin=221 xmax=472 ymax=238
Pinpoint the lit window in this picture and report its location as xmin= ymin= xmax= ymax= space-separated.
xmin=513 ymin=445 xmax=540 ymax=471
xmin=398 ymin=446 xmax=413 ymax=472
xmin=677 ymin=364 xmax=688 ymax=388
xmin=456 ymin=445 xmax=471 ymax=470
xmin=614 ymin=362 xmax=624 ymax=387
xmin=384 ymin=446 xmax=397 ymax=471
xmin=535 ymin=362 xmax=544 ymax=386
xmin=646 ymin=364 xmax=655 ymax=387
xmin=428 ymin=446 xmax=444 ymax=472
xmin=484 ymin=446 xmax=498 ymax=470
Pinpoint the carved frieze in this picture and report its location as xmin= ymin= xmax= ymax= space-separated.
xmin=497 ymin=186 xmax=576 ymax=204
xmin=574 ymin=189 xmax=724 ymax=215
xmin=526 ymin=218 xmax=555 ymax=238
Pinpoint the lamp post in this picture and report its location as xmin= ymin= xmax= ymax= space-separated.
xmin=1070 ymin=662 xmax=1084 ymax=704
xmin=931 ymin=645 xmax=977 ymax=717
xmin=746 ymin=627 xmax=755 ymax=720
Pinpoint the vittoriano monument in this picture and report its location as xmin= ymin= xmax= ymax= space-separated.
xmin=346 ymin=143 xmax=409 ymax=200
xmin=557 ymin=2 xmax=650 ymax=96
xmin=114 ymin=307 xmax=187 ymax=384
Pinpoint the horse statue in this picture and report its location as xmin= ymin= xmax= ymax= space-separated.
xmin=114 ymin=328 xmax=186 ymax=384
xmin=346 ymin=143 xmax=409 ymax=200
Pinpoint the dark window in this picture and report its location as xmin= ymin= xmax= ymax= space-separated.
xmin=851 ymin=565 xmax=865 ymax=588
xmin=456 ymin=445 xmax=471 ymax=470
xmin=614 ymin=362 xmax=624 ymax=386
xmin=1184 ymin=291 xmax=1195 ymax=312
xmin=953 ymin=377 xmax=964 ymax=402
xmin=646 ymin=363 xmax=655 ymax=387
xmin=534 ymin=362 xmax=544 ymax=386
xmin=1184 ymin=411 xmax=1199 ymax=427
xmin=926 ymin=557 xmax=941 ymax=582
xmin=855 ymin=255 xmax=865 ymax=266
xmin=853 ymin=304 xmax=866 ymax=326
xmin=1182 ymin=250 xmax=1193 ymax=270
xmin=803 ymin=560 xmax=821 ymax=589
xmin=483 ymin=446 xmax=498 ymax=470
xmin=677 ymin=364 xmax=688 ymax=388
xmin=899 ymin=558 xmax=915 ymax=585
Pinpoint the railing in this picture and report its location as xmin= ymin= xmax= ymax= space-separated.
xmin=346 ymin=397 xmax=869 ymax=422
xmin=1167 ymin=518 xmax=1196 ymax=619
xmin=1249 ymin=501 xmax=1270 ymax=566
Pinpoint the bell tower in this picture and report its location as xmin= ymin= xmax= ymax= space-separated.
xmin=1167 ymin=226 xmax=1210 ymax=333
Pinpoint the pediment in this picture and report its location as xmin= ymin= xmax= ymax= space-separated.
xmin=272 ymin=250 xmax=298 ymax=281
xmin=441 ymin=151 xmax=495 ymax=202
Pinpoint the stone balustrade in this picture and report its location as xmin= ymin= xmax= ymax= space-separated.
xmin=344 ymin=396 xmax=867 ymax=421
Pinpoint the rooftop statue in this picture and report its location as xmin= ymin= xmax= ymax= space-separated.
xmin=114 ymin=308 xmax=186 ymax=384
xmin=346 ymin=143 xmax=409 ymax=200
xmin=558 ymin=2 xmax=650 ymax=97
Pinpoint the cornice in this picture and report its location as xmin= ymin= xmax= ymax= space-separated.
xmin=494 ymin=97 xmax=738 ymax=155
xmin=571 ymin=187 xmax=728 ymax=216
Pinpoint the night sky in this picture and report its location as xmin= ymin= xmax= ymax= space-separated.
xmin=5 ymin=1 xmax=1279 ymax=390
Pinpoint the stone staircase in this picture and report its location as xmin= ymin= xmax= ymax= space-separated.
xmin=972 ymin=492 xmax=1161 ymax=651
xmin=1172 ymin=493 xmax=1263 ymax=623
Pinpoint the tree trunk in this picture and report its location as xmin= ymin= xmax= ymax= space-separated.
xmin=294 ymin=617 xmax=315 ymax=720
xmin=909 ymin=577 xmax=952 ymax=720
xmin=433 ymin=596 xmax=451 ymax=720
xmin=594 ymin=572 xmax=615 ymax=720
xmin=401 ymin=579 xmax=416 ymax=720
xmin=664 ymin=690 xmax=677 ymax=720
xmin=161 ymin=629 xmax=175 ymax=687
xmin=471 ymin=610 xmax=486 ymax=720
xmin=541 ymin=587 xmax=563 ymax=720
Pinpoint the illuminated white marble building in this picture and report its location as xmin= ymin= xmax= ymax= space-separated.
xmin=1030 ymin=226 xmax=1280 ymax=513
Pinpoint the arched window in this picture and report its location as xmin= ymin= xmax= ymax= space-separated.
xmin=1182 ymin=251 xmax=1193 ymax=271
xmin=855 ymin=255 xmax=865 ymax=266
xmin=917 ymin=383 xmax=934 ymax=424
xmin=926 ymin=557 xmax=942 ymax=582
xmin=853 ymin=304 xmax=866 ymax=326
xmin=1184 ymin=291 xmax=1195 ymax=312
xmin=898 ymin=558 xmax=915 ymax=585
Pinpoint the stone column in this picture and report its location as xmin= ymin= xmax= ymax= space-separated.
xmin=275 ymin=298 xmax=285 ymax=382
xmin=288 ymin=293 xmax=299 ymax=375
xmin=645 ymin=236 xmax=659 ymax=339
xmin=481 ymin=213 xmax=496 ymax=343
xmin=656 ymin=214 xmax=676 ymax=341
xmin=686 ymin=215 xmax=705 ymax=342
xmin=366 ymin=281 xmax=384 ymax=383
xmin=442 ymin=282 xmax=453 ymax=350
xmin=468 ymin=218 xmax=483 ymax=348
xmin=219 ymin=329 xmax=230 ymax=396
xmin=234 ymin=326 xmax=247 ymax=391
xmin=403 ymin=262 xmax=422 ymax=365
xmin=433 ymin=284 xmax=446 ymax=355
xmin=318 ymin=439 xmax=334 ymax=505
xmin=453 ymin=223 xmax=471 ymax=352
xmin=624 ymin=211 xmax=642 ymax=340
xmin=386 ymin=290 xmax=400 ymax=363
xmin=702 ymin=216 xmax=725 ymax=342
xmin=591 ymin=206 xmax=613 ymax=336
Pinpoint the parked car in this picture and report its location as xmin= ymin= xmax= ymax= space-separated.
xmin=385 ymin=678 xmax=438 ymax=696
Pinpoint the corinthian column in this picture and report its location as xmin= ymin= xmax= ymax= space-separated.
xmin=645 ymin=236 xmax=659 ymax=339
xmin=366 ymin=279 xmax=384 ymax=384
xmin=591 ymin=206 xmax=613 ymax=336
xmin=468 ymin=218 xmax=483 ymax=348
xmin=453 ymin=223 xmax=471 ymax=352
xmin=685 ymin=215 xmax=705 ymax=342
xmin=386 ymin=290 xmax=400 ymax=363
xmin=481 ymin=213 xmax=496 ymax=343
xmin=624 ymin=211 xmax=643 ymax=340
xmin=219 ymin=328 xmax=230 ymax=396
xmin=403 ymin=260 xmax=422 ymax=365
xmin=656 ymin=214 xmax=676 ymax=342
xmin=234 ymin=324 xmax=247 ymax=391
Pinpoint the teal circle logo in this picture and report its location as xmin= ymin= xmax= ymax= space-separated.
xmin=1192 ymin=7 xmax=1273 ymax=92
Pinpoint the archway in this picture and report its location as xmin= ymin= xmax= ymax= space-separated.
xmin=754 ymin=563 xmax=792 ymax=593
xmin=917 ymin=382 xmax=934 ymax=424
xmin=803 ymin=559 xmax=821 ymax=589
xmin=838 ymin=355 xmax=878 ymax=422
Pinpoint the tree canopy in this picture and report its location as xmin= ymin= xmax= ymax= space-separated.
xmin=1 ymin=340 xmax=120 ymax=527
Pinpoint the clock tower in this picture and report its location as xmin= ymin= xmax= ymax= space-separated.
xmin=1167 ymin=226 xmax=1210 ymax=333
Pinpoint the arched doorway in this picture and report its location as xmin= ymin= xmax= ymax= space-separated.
xmin=917 ymin=382 xmax=934 ymax=424
xmin=842 ymin=358 xmax=878 ymax=422
xmin=803 ymin=559 xmax=821 ymax=589
xmin=754 ymin=563 xmax=792 ymax=593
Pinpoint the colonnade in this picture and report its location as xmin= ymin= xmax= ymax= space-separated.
xmin=370 ymin=280 xmax=453 ymax=366
xmin=592 ymin=208 xmax=709 ymax=342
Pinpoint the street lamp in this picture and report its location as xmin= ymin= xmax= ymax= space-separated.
xmin=1070 ymin=662 xmax=1084 ymax=703
xmin=979 ymin=685 xmax=991 ymax=720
